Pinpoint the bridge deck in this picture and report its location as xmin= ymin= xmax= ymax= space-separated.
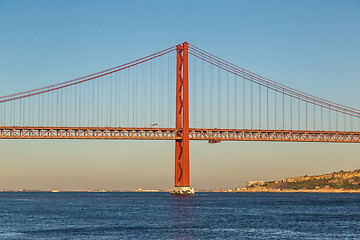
xmin=0 ymin=127 xmax=359 ymax=143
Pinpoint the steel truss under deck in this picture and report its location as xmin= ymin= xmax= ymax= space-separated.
xmin=1 ymin=126 xmax=359 ymax=143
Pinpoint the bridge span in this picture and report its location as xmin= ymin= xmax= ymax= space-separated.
xmin=1 ymin=42 xmax=360 ymax=194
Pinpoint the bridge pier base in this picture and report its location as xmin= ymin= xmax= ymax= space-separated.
xmin=170 ymin=186 xmax=194 ymax=195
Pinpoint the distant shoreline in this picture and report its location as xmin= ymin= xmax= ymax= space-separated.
xmin=234 ymin=189 xmax=360 ymax=193
xmin=1 ymin=189 xmax=360 ymax=193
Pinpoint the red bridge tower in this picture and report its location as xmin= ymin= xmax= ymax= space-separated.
xmin=171 ymin=42 xmax=194 ymax=195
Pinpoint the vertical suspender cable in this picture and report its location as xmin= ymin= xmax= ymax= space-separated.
xmin=65 ymin=87 xmax=67 ymax=126
xmin=243 ymin=77 xmax=245 ymax=129
xmin=290 ymin=96 xmax=292 ymax=130
xmin=150 ymin=61 xmax=153 ymax=126
xmin=56 ymin=90 xmax=59 ymax=126
xmin=159 ymin=57 xmax=161 ymax=126
xmin=141 ymin=65 xmax=143 ymax=127
xmin=8 ymin=101 xmax=10 ymax=125
xmin=140 ymin=64 xmax=143 ymax=127
xmin=170 ymin=54 xmax=173 ymax=127
xmin=329 ymin=106 xmax=331 ymax=131
xmin=194 ymin=58 xmax=197 ymax=127
xmin=128 ymin=68 xmax=130 ymax=126
xmin=274 ymin=89 xmax=276 ymax=130
xmin=25 ymin=98 xmax=27 ymax=126
xmin=145 ymin=63 xmax=147 ymax=127
xmin=60 ymin=89 xmax=63 ymax=127
xmin=298 ymin=94 xmax=300 ymax=130
xmin=118 ymin=71 xmax=125 ymax=127
xmin=79 ymin=84 xmax=81 ymax=127
xmin=51 ymin=90 xmax=53 ymax=126
xmin=251 ymin=77 xmax=253 ymax=129
xmin=115 ymin=72 xmax=117 ymax=126
xmin=305 ymin=96 xmax=308 ymax=130
xmin=234 ymin=75 xmax=237 ymax=129
xmin=37 ymin=95 xmax=40 ymax=126
xmin=97 ymin=78 xmax=100 ymax=126
xmin=321 ymin=106 xmax=323 ymax=131
xmin=282 ymin=90 xmax=284 ymax=130
xmin=19 ymin=99 xmax=22 ymax=126
xmin=168 ymin=53 xmax=171 ymax=127
xmin=110 ymin=74 xmax=112 ymax=127
xmin=121 ymin=71 xmax=124 ymax=126
xmin=202 ymin=61 xmax=205 ymax=127
xmin=75 ymin=85 xmax=77 ymax=126
xmin=162 ymin=56 xmax=165 ymax=126
xmin=259 ymin=84 xmax=261 ymax=129
xmin=314 ymin=100 xmax=316 ymax=131
xmin=267 ymin=84 xmax=269 ymax=130
xmin=218 ymin=68 xmax=221 ymax=128
xmin=192 ymin=56 xmax=195 ymax=127
xmin=210 ymin=56 xmax=214 ymax=128
xmin=226 ymin=71 xmax=229 ymax=129
xmin=133 ymin=67 xmax=136 ymax=127
xmin=136 ymin=65 xmax=139 ymax=127
xmin=336 ymin=108 xmax=338 ymax=131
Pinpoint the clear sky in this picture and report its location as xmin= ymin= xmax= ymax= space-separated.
xmin=0 ymin=0 xmax=359 ymax=190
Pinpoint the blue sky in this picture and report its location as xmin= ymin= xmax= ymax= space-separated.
xmin=0 ymin=0 xmax=359 ymax=190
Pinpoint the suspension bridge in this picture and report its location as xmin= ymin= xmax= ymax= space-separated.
xmin=1 ymin=42 xmax=359 ymax=194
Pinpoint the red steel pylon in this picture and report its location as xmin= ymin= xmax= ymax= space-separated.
xmin=175 ymin=42 xmax=190 ymax=187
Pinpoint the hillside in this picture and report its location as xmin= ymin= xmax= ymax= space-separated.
xmin=246 ymin=169 xmax=360 ymax=190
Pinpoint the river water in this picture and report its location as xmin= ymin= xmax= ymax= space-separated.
xmin=0 ymin=192 xmax=359 ymax=239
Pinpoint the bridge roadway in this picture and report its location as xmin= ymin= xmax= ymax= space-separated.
xmin=1 ymin=126 xmax=359 ymax=143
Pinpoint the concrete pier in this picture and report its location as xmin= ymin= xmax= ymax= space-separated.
xmin=170 ymin=186 xmax=194 ymax=195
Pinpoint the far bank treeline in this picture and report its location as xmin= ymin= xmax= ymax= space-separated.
xmin=247 ymin=169 xmax=360 ymax=190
